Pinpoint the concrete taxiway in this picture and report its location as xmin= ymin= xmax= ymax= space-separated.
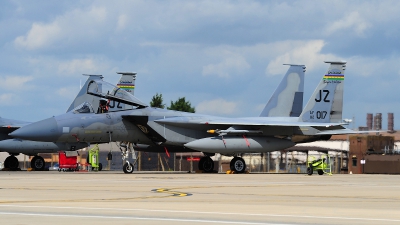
xmin=0 ymin=171 xmax=399 ymax=225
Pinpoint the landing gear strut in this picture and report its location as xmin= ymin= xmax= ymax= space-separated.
xmin=31 ymin=156 xmax=45 ymax=170
xmin=230 ymin=157 xmax=246 ymax=173
xmin=4 ymin=155 xmax=19 ymax=170
xmin=119 ymin=142 xmax=135 ymax=173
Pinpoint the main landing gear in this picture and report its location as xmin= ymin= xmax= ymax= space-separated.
xmin=4 ymin=155 xmax=19 ymax=170
xmin=31 ymin=156 xmax=45 ymax=170
xmin=197 ymin=154 xmax=247 ymax=173
xmin=3 ymin=154 xmax=45 ymax=171
xmin=198 ymin=156 xmax=214 ymax=173
xmin=230 ymin=157 xmax=246 ymax=173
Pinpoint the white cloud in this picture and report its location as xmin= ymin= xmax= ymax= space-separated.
xmin=56 ymin=87 xmax=75 ymax=98
xmin=345 ymin=55 xmax=400 ymax=78
xmin=202 ymin=56 xmax=250 ymax=78
xmin=14 ymin=6 xmax=108 ymax=50
xmin=57 ymin=58 xmax=105 ymax=75
xmin=14 ymin=22 xmax=61 ymax=50
xmin=326 ymin=11 xmax=371 ymax=36
xmin=196 ymin=98 xmax=238 ymax=115
xmin=266 ymin=40 xmax=340 ymax=76
xmin=202 ymin=50 xmax=250 ymax=78
xmin=117 ymin=14 xmax=128 ymax=31
xmin=0 ymin=76 xmax=34 ymax=90
xmin=0 ymin=93 xmax=18 ymax=105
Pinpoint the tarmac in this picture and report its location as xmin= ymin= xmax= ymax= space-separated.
xmin=0 ymin=171 xmax=399 ymax=225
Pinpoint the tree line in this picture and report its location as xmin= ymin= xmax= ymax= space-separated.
xmin=150 ymin=93 xmax=195 ymax=113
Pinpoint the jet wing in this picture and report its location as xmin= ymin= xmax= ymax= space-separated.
xmin=0 ymin=118 xmax=30 ymax=133
xmin=122 ymin=115 xmax=167 ymax=143
xmin=0 ymin=119 xmax=30 ymax=134
xmin=0 ymin=126 xmax=21 ymax=133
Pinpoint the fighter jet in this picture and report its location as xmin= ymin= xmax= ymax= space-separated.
xmin=0 ymin=72 xmax=137 ymax=170
xmin=10 ymin=64 xmax=307 ymax=173
xmin=11 ymin=62 xmax=351 ymax=174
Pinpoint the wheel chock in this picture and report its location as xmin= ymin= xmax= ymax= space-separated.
xmin=27 ymin=168 xmax=33 ymax=171
xmin=226 ymin=170 xmax=250 ymax=174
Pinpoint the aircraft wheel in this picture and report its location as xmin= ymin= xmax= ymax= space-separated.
xmin=230 ymin=157 xmax=246 ymax=173
xmin=318 ymin=170 xmax=324 ymax=175
xmin=198 ymin=157 xmax=205 ymax=170
xmin=5 ymin=156 xmax=19 ymax=170
xmin=123 ymin=162 xmax=134 ymax=173
xmin=98 ymin=163 xmax=103 ymax=171
xmin=201 ymin=157 xmax=214 ymax=173
xmin=31 ymin=156 xmax=45 ymax=171
xmin=307 ymin=167 xmax=313 ymax=175
xmin=4 ymin=158 xmax=9 ymax=168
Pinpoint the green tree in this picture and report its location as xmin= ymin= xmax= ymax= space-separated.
xmin=168 ymin=97 xmax=195 ymax=113
xmin=150 ymin=93 xmax=165 ymax=109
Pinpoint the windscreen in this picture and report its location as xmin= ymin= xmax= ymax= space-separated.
xmin=72 ymin=102 xmax=95 ymax=114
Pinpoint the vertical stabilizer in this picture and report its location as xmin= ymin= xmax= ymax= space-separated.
xmin=298 ymin=61 xmax=346 ymax=123
xmin=108 ymin=72 xmax=138 ymax=111
xmin=116 ymin=72 xmax=137 ymax=95
xmin=259 ymin=64 xmax=305 ymax=117
xmin=66 ymin=75 xmax=103 ymax=112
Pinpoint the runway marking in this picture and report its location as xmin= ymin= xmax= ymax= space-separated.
xmin=152 ymin=188 xmax=192 ymax=197
xmin=0 ymin=211 xmax=289 ymax=225
xmin=1 ymin=205 xmax=400 ymax=223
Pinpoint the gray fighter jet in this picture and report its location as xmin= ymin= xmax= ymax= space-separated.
xmin=11 ymin=62 xmax=354 ymax=173
xmin=10 ymin=64 xmax=307 ymax=173
xmin=0 ymin=72 xmax=137 ymax=170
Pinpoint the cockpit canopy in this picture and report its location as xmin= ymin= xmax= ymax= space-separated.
xmin=87 ymin=79 xmax=147 ymax=111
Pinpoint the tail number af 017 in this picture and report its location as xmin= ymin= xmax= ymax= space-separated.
xmin=309 ymin=110 xmax=327 ymax=120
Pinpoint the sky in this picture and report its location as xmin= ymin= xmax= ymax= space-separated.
xmin=1 ymin=0 xmax=400 ymax=129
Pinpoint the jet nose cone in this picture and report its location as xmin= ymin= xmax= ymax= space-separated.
xmin=10 ymin=117 xmax=59 ymax=142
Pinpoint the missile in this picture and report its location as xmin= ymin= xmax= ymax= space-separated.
xmin=184 ymin=136 xmax=295 ymax=154
xmin=207 ymin=129 xmax=263 ymax=134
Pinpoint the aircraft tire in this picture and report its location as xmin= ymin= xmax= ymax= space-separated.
xmin=4 ymin=158 xmax=9 ymax=168
xmin=123 ymin=162 xmax=134 ymax=173
xmin=198 ymin=157 xmax=205 ymax=170
xmin=5 ymin=156 xmax=19 ymax=170
xmin=317 ymin=170 xmax=324 ymax=175
xmin=201 ymin=157 xmax=214 ymax=173
xmin=307 ymin=167 xmax=313 ymax=175
xmin=230 ymin=157 xmax=246 ymax=173
xmin=31 ymin=156 xmax=45 ymax=171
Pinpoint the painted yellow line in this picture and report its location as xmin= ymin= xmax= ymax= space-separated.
xmin=152 ymin=188 xmax=192 ymax=197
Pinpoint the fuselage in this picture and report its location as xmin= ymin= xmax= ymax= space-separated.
xmin=10 ymin=106 xmax=331 ymax=155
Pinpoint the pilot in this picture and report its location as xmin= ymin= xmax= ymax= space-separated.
xmin=97 ymin=99 xmax=109 ymax=113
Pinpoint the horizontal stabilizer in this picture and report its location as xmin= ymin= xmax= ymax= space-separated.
xmin=315 ymin=129 xmax=387 ymax=135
